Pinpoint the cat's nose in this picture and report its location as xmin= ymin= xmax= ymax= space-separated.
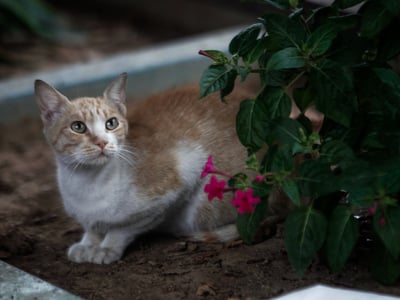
xmin=95 ymin=140 xmax=108 ymax=150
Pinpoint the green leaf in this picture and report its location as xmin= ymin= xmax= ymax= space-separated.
xmin=328 ymin=30 xmax=368 ymax=66
xmin=326 ymin=205 xmax=359 ymax=272
xmin=284 ymin=207 xmax=327 ymax=277
xmin=220 ymin=69 xmax=238 ymax=100
xmin=328 ymin=14 xmax=359 ymax=32
xmin=281 ymin=178 xmax=301 ymax=206
xmin=259 ymin=87 xmax=292 ymax=119
xmin=371 ymin=240 xmax=400 ymax=285
xmin=309 ymin=59 xmax=355 ymax=127
xmin=270 ymin=144 xmax=294 ymax=173
xmin=236 ymin=99 xmax=268 ymax=153
xmin=260 ymin=68 xmax=289 ymax=87
xmin=305 ymin=24 xmax=339 ymax=57
xmin=198 ymin=50 xmax=229 ymax=64
xmin=357 ymin=69 xmax=400 ymax=126
xmin=373 ymin=68 xmax=400 ymax=100
xmin=236 ymin=196 xmax=269 ymax=244
xmin=251 ymin=180 xmax=273 ymax=198
xmin=270 ymin=117 xmax=304 ymax=150
xmin=266 ymin=47 xmax=305 ymax=71
xmin=319 ymin=140 xmax=355 ymax=169
xmin=377 ymin=21 xmax=400 ymax=61
xmin=229 ymin=23 xmax=264 ymax=58
xmin=360 ymin=1 xmax=394 ymax=38
xmin=297 ymin=160 xmax=337 ymax=198
xmin=373 ymin=206 xmax=400 ymax=259
xmin=228 ymin=173 xmax=249 ymax=190
xmin=379 ymin=0 xmax=400 ymax=15
xmin=261 ymin=13 xmax=306 ymax=50
xmin=378 ymin=160 xmax=400 ymax=195
xmin=338 ymin=161 xmax=376 ymax=206
xmin=244 ymin=37 xmax=267 ymax=64
xmin=199 ymin=65 xmax=231 ymax=98
xmin=261 ymin=144 xmax=278 ymax=173
xmin=292 ymin=85 xmax=315 ymax=112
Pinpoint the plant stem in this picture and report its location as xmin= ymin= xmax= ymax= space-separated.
xmin=286 ymin=70 xmax=306 ymax=92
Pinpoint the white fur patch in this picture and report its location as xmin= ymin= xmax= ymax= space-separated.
xmin=174 ymin=142 xmax=208 ymax=186
xmin=172 ymin=142 xmax=209 ymax=233
xmin=58 ymin=158 xmax=139 ymax=228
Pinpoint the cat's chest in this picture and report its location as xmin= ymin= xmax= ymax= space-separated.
xmin=57 ymin=160 xmax=136 ymax=223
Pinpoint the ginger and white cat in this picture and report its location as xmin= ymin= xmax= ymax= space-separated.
xmin=34 ymin=73 xmax=253 ymax=264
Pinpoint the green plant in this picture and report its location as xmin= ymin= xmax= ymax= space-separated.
xmin=199 ymin=0 xmax=400 ymax=284
xmin=0 ymin=0 xmax=66 ymax=40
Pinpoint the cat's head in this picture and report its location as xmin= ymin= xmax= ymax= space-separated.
xmin=34 ymin=73 xmax=131 ymax=167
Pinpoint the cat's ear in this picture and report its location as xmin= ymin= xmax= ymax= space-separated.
xmin=103 ymin=73 xmax=127 ymax=116
xmin=34 ymin=80 xmax=70 ymax=125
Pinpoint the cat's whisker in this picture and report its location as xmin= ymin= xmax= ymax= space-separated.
xmin=117 ymin=153 xmax=134 ymax=167
xmin=119 ymin=144 xmax=135 ymax=155
xmin=116 ymin=148 xmax=135 ymax=167
xmin=66 ymin=153 xmax=85 ymax=180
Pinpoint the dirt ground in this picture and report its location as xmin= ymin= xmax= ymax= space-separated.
xmin=1 ymin=1 xmax=400 ymax=299
xmin=1 ymin=116 xmax=400 ymax=300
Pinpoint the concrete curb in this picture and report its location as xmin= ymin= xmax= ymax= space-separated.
xmin=0 ymin=261 xmax=82 ymax=300
xmin=0 ymin=27 xmax=243 ymax=123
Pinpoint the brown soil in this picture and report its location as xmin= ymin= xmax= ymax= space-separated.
xmin=1 ymin=1 xmax=400 ymax=299
xmin=1 ymin=108 xmax=400 ymax=300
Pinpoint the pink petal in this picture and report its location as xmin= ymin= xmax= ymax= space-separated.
xmin=204 ymin=175 xmax=226 ymax=201
xmin=201 ymin=155 xmax=215 ymax=178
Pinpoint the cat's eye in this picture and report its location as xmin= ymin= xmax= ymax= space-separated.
xmin=106 ymin=117 xmax=119 ymax=130
xmin=70 ymin=121 xmax=87 ymax=134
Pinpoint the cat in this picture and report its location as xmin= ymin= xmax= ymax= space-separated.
xmin=34 ymin=73 xmax=259 ymax=264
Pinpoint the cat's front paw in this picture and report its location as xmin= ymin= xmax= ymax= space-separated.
xmin=67 ymin=243 xmax=122 ymax=264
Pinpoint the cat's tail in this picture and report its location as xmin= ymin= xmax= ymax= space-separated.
xmin=186 ymin=224 xmax=239 ymax=243
xmin=185 ymin=214 xmax=285 ymax=243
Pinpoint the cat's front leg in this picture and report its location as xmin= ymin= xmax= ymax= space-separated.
xmin=67 ymin=231 xmax=103 ymax=263
xmin=68 ymin=227 xmax=135 ymax=264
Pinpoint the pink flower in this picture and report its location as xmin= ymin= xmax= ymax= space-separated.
xmin=201 ymin=155 xmax=231 ymax=179
xmin=255 ymin=175 xmax=265 ymax=182
xmin=367 ymin=206 xmax=376 ymax=216
xmin=204 ymin=175 xmax=227 ymax=201
xmin=231 ymin=189 xmax=261 ymax=214
xmin=201 ymin=155 xmax=217 ymax=179
xmin=367 ymin=201 xmax=377 ymax=216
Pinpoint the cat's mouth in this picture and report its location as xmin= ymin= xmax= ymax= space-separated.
xmin=96 ymin=149 xmax=111 ymax=160
xmin=89 ymin=154 xmax=109 ymax=166
xmin=66 ymin=147 xmax=116 ymax=166
xmin=85 ymin=149 xmax=112 ymax=165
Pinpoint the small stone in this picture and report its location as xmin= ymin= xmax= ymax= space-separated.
xmin=196 ymin=284 xmax=216 ymax=297
xmin=165 ymin=241 xmax=187 ymax=253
